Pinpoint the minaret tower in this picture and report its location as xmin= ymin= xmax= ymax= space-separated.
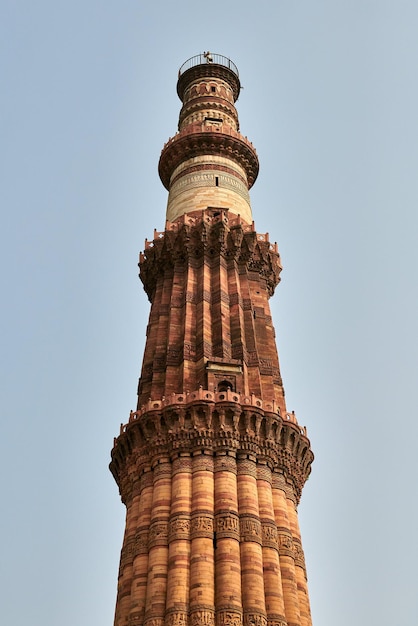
xmin=110 ymin=53 xmax=314 ymax=626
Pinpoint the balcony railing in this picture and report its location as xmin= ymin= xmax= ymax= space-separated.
xmin=178 ymin=53 xmax=239 ymax=78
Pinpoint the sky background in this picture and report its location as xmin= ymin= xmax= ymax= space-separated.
xmin=1 ymin=1 xmax=418 ymax=625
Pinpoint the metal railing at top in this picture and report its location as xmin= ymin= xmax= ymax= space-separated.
xmin=178 ymin=53 xmax=239 ymax=78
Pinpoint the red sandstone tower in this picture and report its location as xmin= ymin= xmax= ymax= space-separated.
xmin=110 ymin=53 xmax=314 ymax=626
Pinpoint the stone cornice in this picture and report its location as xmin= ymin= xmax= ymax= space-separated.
xmin=139 ymin=211 xmax=281 ymax=301
xmin=158 ymin=124 xmax=259 ymax=190
xmin=110 ymin=388 xmax=313 ymax=505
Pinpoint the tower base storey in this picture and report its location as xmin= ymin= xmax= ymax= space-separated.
xmin=110 ymin=389 xmax=313 ymax=626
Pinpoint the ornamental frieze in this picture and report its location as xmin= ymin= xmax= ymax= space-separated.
xmin=144 ymin=619 xmax=164 ymax=626
xmin=240 ymin=515 xmax=262 ymax=543
xmin=214 ymin=454 xmax=237 ymax=473
xmin=277 ymin=531 xmax=294 ymax=558
xmin=168 ymin=516 xmax=191 ymax=541
xmin=293 ymin=540 xmax=306 ymax=570
xmin=236 ymin=457 xmax=257 ymax=476
xmin=243 ymin=613 xmax=267 ymax=626
xmin=190 ymin=514 xmax=214 ymax=538
xmin=267 ymin=618 xmax=287 ymax=626
xmin=215 ymin=512 xmax=240 ymax=539
xmin=261 ymin=522 xmax=278 ymax=549
xmin=190 ymin=609 xmax=215 ymax=626
xmin=217 ymin=610 xmax=243 ymax=626
xmin=148 ymin=521 xmax=169 ymax=547
xmin=165 ymin=611 xmax=188 ymax=626
xmin=134 ymin=529 xmax=149 ymax=555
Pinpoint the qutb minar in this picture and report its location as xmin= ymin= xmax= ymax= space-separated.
xmin=110 ymin=53 xmax=314 ymax=626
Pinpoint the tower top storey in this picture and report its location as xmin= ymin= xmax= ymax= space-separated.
xmin=177 ymin=52 xmax=241 ymax=104
xmin=159 ymin=52 xmax=259 ymax=225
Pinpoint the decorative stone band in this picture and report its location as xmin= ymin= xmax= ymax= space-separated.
xmin=172 ymin=456 xmax=192 ymax=474
xmin=216 ymin=609 xmax=243 ymax=626
xmin=168 ymin=170 xmax=250 ymax=203
xmin=190 ymin=607 xmax=216 ymax=626
xmin=237 ymin=457 xmax=257 ymax=477
xmin=277 ymin=529 xmax=294 ymax=559
xmin=128 ymin=611 xmax=143 ymax=625
xmin=152 ymin=461 xmax=172 ymax=479
xmin=134 ymin=528 xmax=149 ymax=556
xmin=214 ymin=454 xmax=237 ymax=474
xmin=148 ymin=520 xmax=169 ymax=547
xmin=170 ymin=161 xmax=247 ymax=188
xmin=215 ymin=511 xmax=240 ymax=540
xmin=144 ymin=617 xmax=164 ymax=626
xmin=139 ymin=470 xmax=153 ymax=491
xmin=192 ymin=454 xmax=214 ymax=472
xmin=190 ymin=513 xmax=214 ymax=539
xmin=240 ymin=514 xmax=262 ymax=544
xmin=272 ymin=472 xmax=297 ymax=504
xmin=168 ymin=514 xmax=191 ymax=542
xmin=243 ymin=612 xmax=267 ymax=626
xmin=118 ymin=534 xmax=136 ymax=575
xmin=256 ymin=464 xmax=272 ymax=483
xmin=165 ymin=610 xmax=189 ymax=626
xmin=266 ymin=617 xmax=287 ymax=626
xmin=261 ymin=521 xmax=279 ymax=550
xmin=292 ymin=538 xmax=307 ymax=572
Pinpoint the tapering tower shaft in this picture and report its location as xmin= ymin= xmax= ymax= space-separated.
xmin=111 ymin=54 xmax=314 ymax=626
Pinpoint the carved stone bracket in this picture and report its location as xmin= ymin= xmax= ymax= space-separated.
xmin=139 ymin=213 xmax=281 ymax=301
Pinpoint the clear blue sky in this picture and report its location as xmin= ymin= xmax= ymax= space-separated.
xmin=2 ymin=2 xmax=418 ymax=625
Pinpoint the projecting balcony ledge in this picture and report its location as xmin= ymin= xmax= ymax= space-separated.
xmin=158 ymin=124 xmax=259 ymax=190
xmin=120 ymin=388 xmax=306 ymax=435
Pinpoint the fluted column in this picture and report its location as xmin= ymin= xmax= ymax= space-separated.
xmin=182 ymin=262 xmax=197 ymax=391
xmin=152 ymin=272 xmax=174 ymax=398
xmin=138 ymin=274 xmax=164 ymax=406
xmin=165 ymin=455 xmax=192 ymax=626
xmin=272 ymin=472 xmax=301 ymax=626
xmin=165 ymin=261 xmax=186 ymax=396
xmin=190 ymin=452 xmax=215 ymax=626
xmin=196 ymin=258 xmax=212 ymax=362
xmin=129 ymin=470 xmax=154 ymax=625
xmin=214 ymin=452 xmax=242 ymax=626
xmin=286 ymin=501 xmax=312 ymax=626
xmin=114 ymin=486 xmax=137 ymax=626
xmin=144 ymin=459 xmax=172 ymax=626
xmin=238 ymin=268 xmax=262 ymax=398
xmin=257 ymin=464 xmax=287 ymax=626
xmin=211 ymin=254 xmax=231 ymax=359
xmin=237 ymin=455 xmax=267 ymax=626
